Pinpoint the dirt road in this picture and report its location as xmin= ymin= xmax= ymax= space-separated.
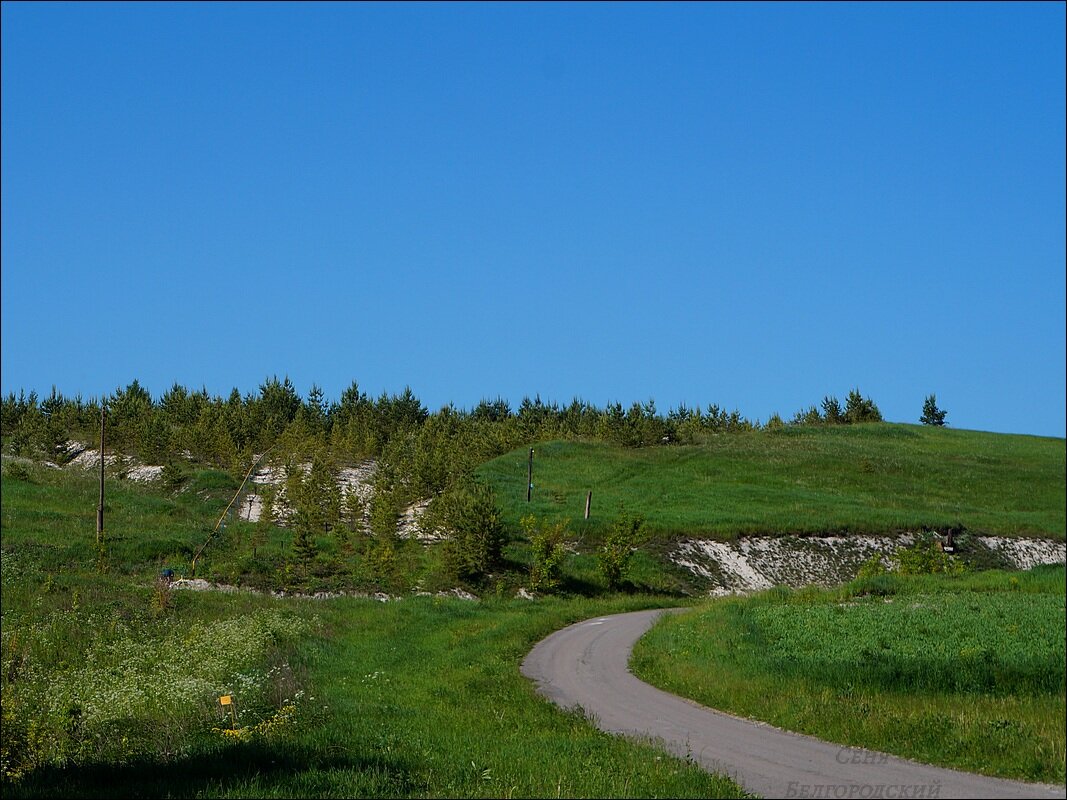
xmin=521 ymin=609 xmax=1066 ymax=799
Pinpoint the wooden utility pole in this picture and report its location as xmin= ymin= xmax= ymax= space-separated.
xmin=96 ymin=404 xmax=105 ymax=543
xmin=527 ymin=448 xmax=534 ymax=502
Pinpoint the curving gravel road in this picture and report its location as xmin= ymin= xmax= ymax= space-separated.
xmin=521 ymin=609 xmax=1066 ymax=800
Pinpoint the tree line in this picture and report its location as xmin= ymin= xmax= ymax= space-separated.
xmin=0 ymin=377 xmax=897 ymax=484
xmin=1 ymin=378 xmax=930 ymax=592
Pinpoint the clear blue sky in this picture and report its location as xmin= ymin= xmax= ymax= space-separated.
xmin=2 ymin=2 xmax=1064 ymax=437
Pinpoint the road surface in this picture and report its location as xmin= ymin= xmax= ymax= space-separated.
xmin=521 ymin=609 xmax=1066 ymax=799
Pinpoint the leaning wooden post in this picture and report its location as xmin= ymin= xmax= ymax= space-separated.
xmin=97 ymin=403 xmax=105 ymax=544
xmin=584 ymin=491 xmax=592 ymax=520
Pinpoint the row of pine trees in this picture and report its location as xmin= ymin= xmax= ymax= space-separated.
xmin=2 ymin=377 xmax=905 ymax=507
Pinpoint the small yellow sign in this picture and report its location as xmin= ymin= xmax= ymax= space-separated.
xmin=219 ymin=695 xmax=232 ymax=706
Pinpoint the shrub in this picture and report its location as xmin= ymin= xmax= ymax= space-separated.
xmin=2 ymin=609 xmax=310 ymax=780
xmin=160 ymin=462 xmax=186 ymax=489
xmin=856 ymin=554 xmax=888 ymax=578
xmin=2 ymin=461 xmax=31 ymax=482
xmin=597 ymin=514 xmax=646 ymax=590
xmin=522 ymin=515 xmax=570 ymax=593
xmin=1 ymin=687 xmax=46 ymax=782
xmin=890 ymin=533 xmax=964 ymax=576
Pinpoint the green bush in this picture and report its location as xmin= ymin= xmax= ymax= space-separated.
xmin=856 ymin=554 xmax=888 ymax=578
xmin=597 ymin=514 xmax=646 ymax=589
xmin=890 ymin=533 xmax=964 ymax=576
xmin=2 ymin=461 xmax=31 ymax=482
xmin=160 ymin=462 xmax=186 ymax=489
xmin=522 ymin=515 xmax=570 ymax=593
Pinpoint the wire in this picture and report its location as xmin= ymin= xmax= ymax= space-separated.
xmin=191 ymin=444 xmax=278 ymax=575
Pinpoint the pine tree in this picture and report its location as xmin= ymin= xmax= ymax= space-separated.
xmin=292 ymin=526 xmax=317 ymax=573
xmin=821 ymin=396 xmax=844 ymax=425
xmin=844 ymin=389 xmax=883 ymax=424
xmin=920 ymin=394 xmax=948 ymax=426
xmin=438 ymin=481 xmax=505 ymax=585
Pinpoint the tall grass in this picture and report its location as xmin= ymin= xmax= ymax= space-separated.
xmin=478 ymin=424 xmax=1066 ymax=539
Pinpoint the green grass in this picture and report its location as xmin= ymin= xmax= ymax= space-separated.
xmin=4 ymin=591 xmax=750 ymax=798
xmin=631 ymin=566 xmax=1067 ymax=785
xmin=0 ymin=460 xmax=235 ymax=575
xmin=1 ymin=461 xmax=749 ymax=798
xmin=5 ymin=420 xmax=1065 ymax=795
xmin=0 ymin=458 xmax=428 ymax=594
xmin=478 ymin=424 xmax=1066 ymax=540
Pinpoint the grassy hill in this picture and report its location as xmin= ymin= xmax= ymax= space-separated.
xmin=0 ymin=460 xmax=746 ymax=797
xmin=478 ymin=423 xmax=1066 ymax=540
xmin=3 ymin=418 xmax=1064 ymax=794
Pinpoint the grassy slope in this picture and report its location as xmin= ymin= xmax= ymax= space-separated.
xmin=478 ymin=424 xmax=1066 ymax=540
xmin=5 ymin=420 xmax=1065 ymax=793
xmin=0 ymin=463 xmax=747 ymax=798
xmin=632 ymin=567 xmax=1067 ymax=785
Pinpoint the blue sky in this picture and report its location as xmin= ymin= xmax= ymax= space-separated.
xmin=2 ymin=2 xmax=1064 ymax=437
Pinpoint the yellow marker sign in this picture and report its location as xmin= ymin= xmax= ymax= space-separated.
xmin=219 ymin=695 xmax=232 ymax=706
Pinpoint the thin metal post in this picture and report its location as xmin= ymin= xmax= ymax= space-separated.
xmin=97 ymin=404 xmax=105 ymax=543
xmin=527 ymin=448 xmax=534 ymax=502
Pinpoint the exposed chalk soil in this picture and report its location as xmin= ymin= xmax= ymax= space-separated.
xmin=33 ymin=442 xmax=1067 ymax=595
xmin=672 ymin=533 xmax=1066 ymax=595
xmin=242 ymin=457 xmax=442 ymax=542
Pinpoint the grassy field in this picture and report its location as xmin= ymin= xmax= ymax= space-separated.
xmin=0 ymin=457 xmax=447 ymax=596
xmin=4 ymin=420 xmax=1065 ymax=795
xmin=478 ymin=424 xmax=1066 ymax=540
xmin=631 ymin=566 xmax=1067 ymax=785
xmin=0 ymin=460 xmax=748 ymax=798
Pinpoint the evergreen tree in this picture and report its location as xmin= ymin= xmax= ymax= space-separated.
xmin=161 ymin=383 xmax=196 ymax=426
xmin=764 ymin=413 xmax=785 ymax=431
xmin=920 ymin=394 xmax=948 ymax=426
xmin=437 ymin=480 xmax=505 ymax=585
xmin=257 ymin=376 xmax=302 ymax=441
xmin=791 ymin=405 xmax=823 ymax=426
xmin=472 ymin=397 xmax=511 ymax=422
xmin=844 ymin=389 xmax=883 ymax=424
xmin=108 ymin=380 xmax=154 ymax=453
xmin=369 ymin=483 xmax=402 ymax=539
xmin=292 ymin=526 xmax=317 ymax=572
xmin=300 ymin=384 xmax=329 ymax=437
xmin=821 ymin=396 xmax=844 ymax=425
